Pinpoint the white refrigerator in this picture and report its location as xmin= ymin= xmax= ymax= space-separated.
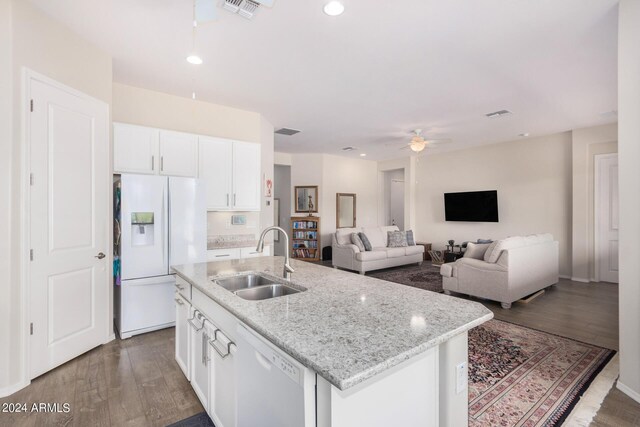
xmin=114 ymin=174 xmax=206 ymax=339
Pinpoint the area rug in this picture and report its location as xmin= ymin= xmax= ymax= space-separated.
xmin=166 ymin=412 xmax=214 ymax=427
xmin=368 ymin=262 xmax=443 ymax=293
xmin=468 ymin=319 xmax=615 ymax=427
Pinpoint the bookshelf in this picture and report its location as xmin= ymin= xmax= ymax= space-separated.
xmin=291 ymin=216 xmax=321 ymax=262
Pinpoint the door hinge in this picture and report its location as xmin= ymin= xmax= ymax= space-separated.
xmin=30 ymin=323 xmax=33 ymax=335
xmin=30 ymin=173 xmax=34 ymax=186
xmin=30 ymin=99 xmax=33 ymax=112
xmin=29 ymin=249 xmax=34 ymax=261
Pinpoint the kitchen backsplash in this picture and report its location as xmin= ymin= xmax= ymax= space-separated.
xmin=207 ymin=211 xmax=261 ymax=237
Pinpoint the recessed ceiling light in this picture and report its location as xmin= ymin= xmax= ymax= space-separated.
xmin=186 ymin=55 xmax=203 ymax=65
xmin=360 ymin=153 xmax=367 ymax=157
xmin=323 ymin=1 xmax=345 ymax=16
xmin=519 ymin=133 xmax=529 ymax=137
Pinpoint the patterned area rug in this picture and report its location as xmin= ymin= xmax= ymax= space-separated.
xmin=468 ymin=320 xmax=615 ymax=427
xmin=166 ymin=411 xmax=214 ymax=427
xmin=368 ymin=262 xmax=443 ymax=293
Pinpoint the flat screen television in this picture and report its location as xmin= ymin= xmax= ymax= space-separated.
xmin=444 ymin=190 xmax=499 ymax=222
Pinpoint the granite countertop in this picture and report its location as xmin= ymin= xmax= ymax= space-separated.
xmin=172 ymin=257 xmax=493 ymax=391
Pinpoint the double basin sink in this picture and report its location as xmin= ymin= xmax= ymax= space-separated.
xmin=214 ymin=273 xmax=306 ymax=301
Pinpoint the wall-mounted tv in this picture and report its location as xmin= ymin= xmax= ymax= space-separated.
xmin=444 ymin=190 xmax=499 ymax=222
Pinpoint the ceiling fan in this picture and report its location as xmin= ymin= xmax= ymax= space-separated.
xmin=194 ymin=0 xmax=275 ymax=23
xmin=391 ymin=129 xmax=452 ymax=153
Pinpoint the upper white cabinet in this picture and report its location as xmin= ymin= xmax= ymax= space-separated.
xmin=232 ymin=141 xmax=261 ymax=211
xmin=113 ymin=123 xmax=159 ymax=175
xmin=199 ymin=137 xmax=261 ymax=211
xmin=159 ymin=130 xmax=198 ymax=177
xmin=199 ymin=137 xmax=233 ymax=210
xmin=113 ymin=123 xmax=197 ymax=177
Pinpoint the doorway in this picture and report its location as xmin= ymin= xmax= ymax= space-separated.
xmin=274 ymin=165 xmax=291 ymax=256
xmin=383 ymin=169 xmax=405 ymax=230
xmin=26 ymin=72 xmax=110 ymax=378
xmin=595 ymin=153 xmax=619 ymax=284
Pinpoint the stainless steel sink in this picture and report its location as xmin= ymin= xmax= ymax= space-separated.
xmin=234 ymin=284 xmax=302 ymax=301
xmin=213 ymin=273 xmax=306 ymax=300
xmin=215 ymin=274 xmax=278 ymax=292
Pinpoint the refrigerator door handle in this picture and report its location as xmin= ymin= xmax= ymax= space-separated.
xmin=161 ymin=156 xmax=164 ymax=172
xmin=226 ymin=193 xmax=229 ymax=207
xmin=151 ymin=156 xmax=154 ymax=171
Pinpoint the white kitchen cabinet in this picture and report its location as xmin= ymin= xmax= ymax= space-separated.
xmin=175 ymin=292 xmax=191 ymax=381
xmin=159 ymin=130 xmax=198 ymax=177
xmin=190 ymin=310 xmax=210 ymax=410
xmin=240 ymin=245 xmax=270 ymax=258
xmin=232 ymin=141 xmax=261 ymax=211
xmin=208 ymin=326 xmax=237 ymax=427
xmin=207 ymin=248 xmax=242 ymax=262
xmin=199 ymin=137 xmax=233 ymax=210
xmin=113 ymin=123 xmax=159 ymax=175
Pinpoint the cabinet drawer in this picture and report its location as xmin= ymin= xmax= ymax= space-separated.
xmin=207 ymin=248 xmax=241 ymax=261
xmin=240 ymin=245 xmax=270 ymax=258
xmin=192 ymin=287 xmax=238 ymax=341
xmin=175 ymin=276 xmax=192 ymax=300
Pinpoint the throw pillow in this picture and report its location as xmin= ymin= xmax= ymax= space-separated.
xmin=483 ymin=240 xmax=499 ymax=262
xmin=405 ymin=230 xmax=416 ymax=246
xmin=464 ymin=242 xmax=490 ymax=260
xmin=358 ymin=232 xmax=373 ymax=251
xmin=387 ymin=231 xmax=408 ymax=247
xmin=351 ymin=233 xmax=365 ymax=252
xmin=477 ymin=238 xmax=493 ymax=244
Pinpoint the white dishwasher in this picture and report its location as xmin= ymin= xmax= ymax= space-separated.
xmin=236 ymin=324 xmax=316 ymax=427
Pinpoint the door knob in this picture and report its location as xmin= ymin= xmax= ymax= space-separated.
xmin=95 ymin=252 xmax=106 ymax=259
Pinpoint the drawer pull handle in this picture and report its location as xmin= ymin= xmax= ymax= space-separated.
xmin=175 ymin=284 xmax=185 ymax=290
xmin=215 ymin=254 xmax=230 ymax=258
xmin=174 ymin=298 xmax=184 ymax=305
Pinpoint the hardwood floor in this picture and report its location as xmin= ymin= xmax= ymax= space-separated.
xmin=0 ymin=328 xmax=203 ymax=427
xmin=1 ymin=277 xmax=639 ymax=427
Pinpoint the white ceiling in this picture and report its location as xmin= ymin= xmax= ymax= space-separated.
xmin=30 ymin=0 xmax=619 ymax=160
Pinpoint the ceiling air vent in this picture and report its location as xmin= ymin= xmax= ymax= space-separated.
xmin=223 ymin=0 xmax=243 ymax=14
xmin=275 ymin=128 xmax=301 ymax=136
xmin=485 ymin=110 xmax=512 ymax=118
xmin=239 ymin=0 xmax=260 ymax=19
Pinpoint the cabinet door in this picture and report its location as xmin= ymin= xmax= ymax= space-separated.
xmin=207 ymin=248 xmax=241 ymax=262
xmin=209 ymin=330 xmax=237 ymax=427
xmin=199 ymin=137 xmax=233 ymax=210
xmin=232 ymin=142 xmax=261 ymax=211
xmin=190 ymin=312 xmax=210 ymax=410
xmin=113 ymin=123 xmax=159 ymax=174
xmin=159 ymin=130 xmax=198 ymax=177
xmin=175 ymin=292 xmax=191 ymax=380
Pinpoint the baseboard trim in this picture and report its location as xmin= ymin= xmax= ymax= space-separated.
xmin=559 ymin=275 xmax=571 ymax=280
xmin=570 ymin=276 xmax=591 ymax=283
xmin=0 ymin=380 xmax=30 ymax=398
xmin=617 ymin=380 xmax=640 ymax=404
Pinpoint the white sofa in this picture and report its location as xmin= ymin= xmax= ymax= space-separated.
xmin=332 ymin=226 xmax=424 ymax=274
xmin=440 ymin=234 xmax=559 ymax=309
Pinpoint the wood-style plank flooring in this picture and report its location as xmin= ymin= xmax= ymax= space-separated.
xmin=1 ymin=277 xmax=639 ymax=426
xmin=0 ymin=328 xmax=202 ymax=427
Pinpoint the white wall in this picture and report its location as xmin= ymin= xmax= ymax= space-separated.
xmin=571 ymin=123 xmax=618 ymax=282
xmin=617 ymin=0 xmax=640 ymax=404
xmin=2 ymin=0 xmax=113 ymax=395
xmin=414 ymin=132 xmax=574 ymax=276
xmin=290 ymin=154 xmax=378 ymax=256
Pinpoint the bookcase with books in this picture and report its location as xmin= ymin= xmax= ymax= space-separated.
xmin=290 ymin=216 xmax=321 ymax=262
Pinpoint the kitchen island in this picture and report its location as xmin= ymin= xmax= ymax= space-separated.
xmin=172 ymin=256 xmax=492 ymax=427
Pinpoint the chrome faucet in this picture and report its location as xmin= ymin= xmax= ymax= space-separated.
xmin=256 ymin=226 xmax=295 ymax=280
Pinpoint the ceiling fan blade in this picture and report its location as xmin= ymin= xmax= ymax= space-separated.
xmin=399 ymin=145 xmax=411 ymax=151
xmin=425 ymin=138 xmax=452 ymax=145
xmin=195 ymin=0 xmax=217 ymax=23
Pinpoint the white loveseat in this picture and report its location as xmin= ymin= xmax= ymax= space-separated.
xmin=440 ymin=234 xmax=559 ymax=309
xmin=332 ymin=226 xmax=424 ymax=274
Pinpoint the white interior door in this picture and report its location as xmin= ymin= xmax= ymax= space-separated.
xmin=596 ymin=154 xmax=619 ymax=283
xmin=28 ymin=75 xmax=109 ymax=379
xmin=390 ymin=178 xmax=405 ymax=230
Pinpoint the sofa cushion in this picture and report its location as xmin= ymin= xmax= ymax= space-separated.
xmin=440 ymin=263 xmax=454 ymax=277
xmin=457 ymin=257 xmax=508 ymax=272
xmin=384 ymin=247 xmax=407 ymax=258
xmin=351 ymin=233 xmax=366 ymax=252
xmin=336 ymin=227 xmax=360 ymax=245
xmin=484 ymin=236 xmax=526 ymax=263
xmin=358 ymin=232 xmax=373 ymax=251
xmin=387 ymin=231 xmax=408 ymax=247
xmin=362 ymin=227 xmax=387 ymax=248
xmin=405 ymin=245 xmax=424 ymax=256
xmin=483 ymin=240 xmax=499 ymax=262
xmin=464 ymin=242 xmax=491 ymax=260
xmin=355 ymin=251 xmax=387 ymax=262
